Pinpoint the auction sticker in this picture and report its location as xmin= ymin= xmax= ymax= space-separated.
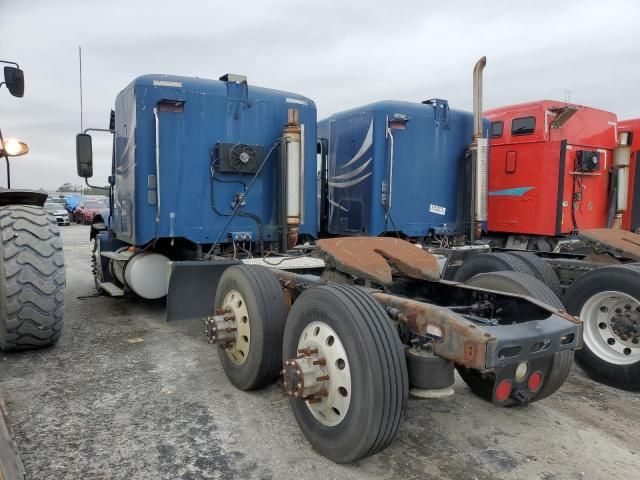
xmin=429 ymin=204 xmax=446 ymax=216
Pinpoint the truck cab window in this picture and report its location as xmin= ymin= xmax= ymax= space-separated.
xmin=512 ymin=116 xmax=535 ymax=135
xmin=491 ymin=121 xmax=504 ymax=138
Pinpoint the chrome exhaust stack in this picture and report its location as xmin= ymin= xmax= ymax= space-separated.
xmin=469 ymin=56 xmax=488 ymax=242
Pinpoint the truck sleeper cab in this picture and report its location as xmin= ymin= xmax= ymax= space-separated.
xmin=78 ymin=73 xmax=318 ymax=298
xmin=317 ymin=99 xmax=482 ymax=240
xmin=485 ymin=100 xmax=620 ymax=241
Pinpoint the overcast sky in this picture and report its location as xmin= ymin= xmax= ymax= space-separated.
xmin=1 ymin=0 xmax=639 ymax=190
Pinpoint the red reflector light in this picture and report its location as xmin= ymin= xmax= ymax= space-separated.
xmin=528 ymin=371 xmax=543 ymax=392
xmin=495 ymin=379 xmax=512 ymax=402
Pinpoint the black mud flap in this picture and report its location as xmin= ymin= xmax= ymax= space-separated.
xmin=166 ymin=260 xmax=239 ymax=322
xmin=0 ymin=389 xmax=25 ymax=480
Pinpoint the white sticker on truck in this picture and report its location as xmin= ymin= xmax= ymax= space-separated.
xmin=286 ymin=97 xmax=308 ymax=105
xmin=429 ymin=204 xmax=446 ymax=216
xmin=153 ymin=80 xmax=183 ymax=88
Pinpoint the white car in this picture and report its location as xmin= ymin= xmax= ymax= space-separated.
xmin=44 ymin=201 xmax=70 ymax=226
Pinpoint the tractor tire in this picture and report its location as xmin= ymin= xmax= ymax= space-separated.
xmin=459 ymin=271 xmax=573 ymax=404
xmin=503 ymin=251 xmax=563 ymax=298
xmin=563 ymin=264 xmax=640 ymax=391
xmin=214 ymin=265 xmax=287 ymax=391
xmin=283 ymin=285 xmax=408 ymax=463
xmin=0 ymin=205 xmax=65 ymax=351
xmin=452 ymin=252 xmax=534 ymax=283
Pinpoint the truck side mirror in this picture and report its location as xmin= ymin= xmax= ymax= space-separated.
xmin=4 ymin=66 xmax=24 ymax=98
xmin=76 ymin=133 xmax=94 ymax=178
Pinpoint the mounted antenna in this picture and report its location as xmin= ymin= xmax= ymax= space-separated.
xmin=79 ymin=46 xmax=84 ymax=132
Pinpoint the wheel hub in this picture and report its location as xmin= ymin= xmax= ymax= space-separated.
xmin=610 ymin=313 xmax=640 ymax=343
xmin=282 ymin=348 xmax=328 ymax=401
xmin=204 ymin=289 xmax=251 ymax=365
xmin=204 ymin=308 xmax=236 ymax=345
xmin=581 ymin=290 xmax=640 ymax=365
xmin=282 ymin=322 xmax=352 ymax=427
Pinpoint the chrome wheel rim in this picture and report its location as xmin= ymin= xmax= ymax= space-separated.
xmin=581 ymin=290 xmax=640 ymax=365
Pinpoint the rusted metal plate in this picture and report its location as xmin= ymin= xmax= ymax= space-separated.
xmin=316 ymin=237 xmax=439 ymax=287
xmin=372 ymin=292 xmax=493 ymax=370
xmin=579 ymin=228 xmax=640 ymax=262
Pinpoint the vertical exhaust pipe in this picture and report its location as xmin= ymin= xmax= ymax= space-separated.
xmin=280 ymin=108 xmax=302 ymax=252
xmin=612 ymin=132 xmax=632 ymax=229
xmin=469 ymin=56 xmax=488 ymax=242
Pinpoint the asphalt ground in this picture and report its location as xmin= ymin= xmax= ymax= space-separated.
xmin=1 ymin=225 xmax=639 ymax=480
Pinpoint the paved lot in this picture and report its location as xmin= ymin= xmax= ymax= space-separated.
xmin=1 ymin=225 xmax=639 ymax=480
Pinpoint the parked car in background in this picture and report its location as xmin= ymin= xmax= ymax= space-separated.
xmin=44 ymin=200 xmax=70 ymax=226
xmin=48 ymin=197 xmax=67 ymax=208
xmin=75 ymin=199 xmax=107 ymax=225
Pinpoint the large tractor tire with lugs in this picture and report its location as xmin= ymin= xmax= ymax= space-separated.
xmin=564 ymin=264 xmax=640 ymax=391
xmin=0 ymin=205 xmax=65 ymax=351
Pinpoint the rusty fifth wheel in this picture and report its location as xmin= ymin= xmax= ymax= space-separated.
xmin=282 ymin=285 xmax=408 ymax=463
xmin=564 ymin=264 xmax=640 ymax=391
xmin=459 ymin=271 xmax=573 ymax=405
xmin=212 ymin=265 xmax=287 ymax=390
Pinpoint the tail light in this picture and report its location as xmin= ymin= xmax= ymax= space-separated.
xmin=528 ymin=371 xmax=543 ymax=392
xmin=495 ymin=379 xmax=512 ymax=402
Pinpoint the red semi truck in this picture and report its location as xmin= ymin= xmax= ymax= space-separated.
xmin=484 ymin=100 xmax=630 ymax=248
xmin=451 ymin=100 xmax=640 ymax=390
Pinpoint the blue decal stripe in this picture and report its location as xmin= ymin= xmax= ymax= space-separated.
xmin=488 ymin=187 xmax=535 ymax=197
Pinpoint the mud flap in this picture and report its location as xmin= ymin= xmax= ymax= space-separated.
xmin=166 ymin=260 xmax=239 ymax=322
xmin=0 ymin=389 xmax=24 ymax=480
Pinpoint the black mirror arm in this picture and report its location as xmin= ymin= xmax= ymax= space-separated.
xmin=84 ymin=128 xmax=114 ymax=135
xmin=0 ymin=60 xmax=19 ymax=68
xmin=85 ymin=177 xmax=108 ymax=190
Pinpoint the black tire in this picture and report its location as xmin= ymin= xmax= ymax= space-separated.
xmin=503 ymin=251 xmax=563 ymax=298
xmin=214 ymin=265 xmax=287 ymax=391
xmin=0 ymin=205 xmax=65 ymax=351
xmin=0 ymin=391 xmax=25 ymax=480
xmin=452 ymin=252 xmax=534 ymax=283
xmin=283 ymin=285 xmax=408 ymax=463
xmin=564 ymin=264 xmax=640 ymax=391
xmin=459 ymin=271 xmax=573 ymax=404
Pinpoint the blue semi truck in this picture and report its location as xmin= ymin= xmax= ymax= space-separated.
xmin=317 ymin=99 xmax=479 ymax=239
xmin=76 ymin=60 xmax=582 ymax=462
